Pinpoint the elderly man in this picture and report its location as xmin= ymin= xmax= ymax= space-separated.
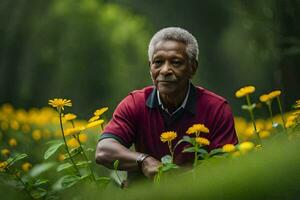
xmin=95 ymin=27 xmax=238 ymax=180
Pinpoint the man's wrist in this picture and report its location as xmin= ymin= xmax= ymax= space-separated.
xmin=136 ymin=153 xmax=150 ymax=169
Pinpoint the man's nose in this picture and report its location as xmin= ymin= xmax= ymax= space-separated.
xmin=160 ymin=62 xmax=172 ymax=75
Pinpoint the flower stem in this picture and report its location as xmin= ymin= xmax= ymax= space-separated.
xmin=59 ymin=112 xmax=81 ymax=176
xmin=267 ymin=102 xmax=274 ymax=125
xmin=70 ymin=121 xmax=96 ymax=181
xmin=246 ymin=95 xmax=261 ymax=144
xmin=276 ymin=97 xmax=287 ymax=133
xmin=168 ymin=141 xmax=174 ymax=163
xmin=15 ymin=173 xmax=32 ymax=199
xmin=193 ymin=143 xmax=198 ymax=167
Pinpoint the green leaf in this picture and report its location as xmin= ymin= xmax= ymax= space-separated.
xmin=113 ymin=160 xmax=119 ymax=170
xmin=175 ymin=136 xmax=193 ymax=146
xmin=46 ymin=139 xmax=63 ymax=145
xmin=161 ymin=163 xmax=179 ymax=172
xmin=60 ymin=175 xmax=81 ymax=189
xmin=14 ymin=153 xmax=28 ymax=162
xmin=57 ymin=161 xmax=91 ymax=172
xmin=241 ymin=104 xmax=256 ymax=111
xmin=80 ymin=174 xmax=91 ymax=180
xmin=29 ymin=162 xmax=56 ymax=177
xmin=76 ymin=160 xmax=92 ymax=167
xmin=33 ymin=179 xmax=49 ymax=187
xmin=198 ymin=148 xmax=208 ymax=155
xmin=161 ymin=155 xmax=172 ymax=165
xmin=182 ymin=146 xmax=196 ymax=153
xmin=57 ymin=163 xmax=73 ymax=172
xmin=85 ymin=148 xmax=95 ymax=152
xmin=30 ymin=188 xmax=47 ymax=199
xmin=44 ymin=142 xmax=64 ymax=160
xmin=96 ymin=177 xmax=111 ymax=186
xmin=209 ymin=148 xmax=223 ymax=157
xmin=7 ymin=153 xmax=28 ymax=167
xmin=70 ymin=147 xmax=82 ymax=155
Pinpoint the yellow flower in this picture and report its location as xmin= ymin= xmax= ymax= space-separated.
xmin=67 ymin=138 xmax=79 ymax=148
xmin=86 ymin=119 xmax=104 ymax=129
xmin=186 ymin=124 xmax=209 ymax=135
xmin=295 ymin=99 xmax=300 ymax=108
xmin=48 ymin=98 xmax=72 ymax=111
xmin=259 ymin=130 xmax=271 ymax=139
xmin=94 ymin=107 xmax=108 ymax=116
xmin=1 ymin=149 xmax=10 ymax=157
xmin=292 ymin=110 xmax=300 ymax=116
xmin=10 ymin=120 xmax=20 ymax=130
xmin=259 ymin=94 xmax=270 ymax=103
xmin=32 ymin=130 xmax=42 ymax=141
xmin=268 ymin=90 xmax=281 ymax=99
xmin=79 ymin=133 xmax=88 ymax=143
xmin=286 ymin=120 xmax=296 ymax=128
xmin=287 ymin=115 xmax=297 ymax=122
xmin=64 ymin=126 xmax=85 ymax=136
xmin=235 ymin=86 xmax=255 ymax=98
xmin=64 ymin=113 xmax=77 ymax=121
xmin=160 ymin=131 xmax=177 ymax=143
xmin=0 ymin=161 xmax=8 ymax=172
xmin=88 ymin=115 xmax=99 ymax=123
xmin=222 ymin=144 xmax=236 ymax=153
xmin=1 ymin=121 xmax=9 ymax=130
xmin=58 ymin=154 xmax=65 ymax=161
xmin=8 ymin=138 xmax=17 ymax=147
xmin=234 ymin=117 xmax=248 ymax=135
xmin=21 ymin=162 xmax=32 ymax=172
xmin=244 ymin=126 xmax=255 ymax=138
xmin=1 ymin=103 xmax=14 ymax=114
xmin=285 ymin=115 xmax=297 ymax=128
xmin=195 ymin=137 xmax=210 ymax=146
xmin=239 ymin=141 xmax=255 ymax=152
xmin=21 ymin=124 xmax=31 ymax=133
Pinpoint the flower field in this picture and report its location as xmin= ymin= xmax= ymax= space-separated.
xmin=0 ymin=86 xmax=300 ymax=199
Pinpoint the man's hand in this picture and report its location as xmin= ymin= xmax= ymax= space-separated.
xmin=141 ymin=156 xmax=161 ymax=179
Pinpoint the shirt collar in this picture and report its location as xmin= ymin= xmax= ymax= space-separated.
xmin=157 ymin=83 xmax=190 ymax=115
xmin=146 ymin=82 xmax=197 ymax=115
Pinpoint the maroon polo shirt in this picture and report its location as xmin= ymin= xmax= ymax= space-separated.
xmin=100 ymin=84 xmax=238 ymax=165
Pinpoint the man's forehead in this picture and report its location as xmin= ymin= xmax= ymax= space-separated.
xmin=153 ymin=40 xmax=187 ymax=57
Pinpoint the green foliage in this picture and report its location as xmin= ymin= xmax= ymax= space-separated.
xmin=0 ymin=0 xmax=151 ymax=116
xmin=60 ymin=175 xmax=81 ymax=189
xmin=44 ymin=141 xmax=65 ymax=160
xmin=6 ymin=153 xmax=28 ymax=167
xmin=29 ymin=162 xmax=56 ymax=177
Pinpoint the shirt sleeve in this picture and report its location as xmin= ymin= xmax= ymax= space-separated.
xmin=100 ymin=94 xmax=137 ymax=148
xmin=209 ymin=102 xmax=238 ymax=150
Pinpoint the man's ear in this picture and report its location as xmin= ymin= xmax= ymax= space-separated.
xmin=189 ymin=60 xmax=198 ymax=78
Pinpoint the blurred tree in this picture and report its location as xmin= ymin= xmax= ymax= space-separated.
xmin=277 ymin=0 xmax=300 ymax=108
xmin=110 ymin=0 xmax=300 ymax=116
xmin=0 ymin=0 xmax=152 ymax=116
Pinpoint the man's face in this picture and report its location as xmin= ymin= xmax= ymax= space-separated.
xmin=149 ymin=40 xmax=197 ymax=95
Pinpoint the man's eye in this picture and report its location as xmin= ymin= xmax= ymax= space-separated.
xmin=172 ymin=60 xmax=182 ymax=66
xmin=153 ymin=60 xmax=163 ymax=65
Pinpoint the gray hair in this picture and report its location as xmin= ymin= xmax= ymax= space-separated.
xmin=148 ymin=27 xmax=199 ymax=62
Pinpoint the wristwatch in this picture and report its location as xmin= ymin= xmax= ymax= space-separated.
xmin=136 ymin=153 xmax=150 ymax=169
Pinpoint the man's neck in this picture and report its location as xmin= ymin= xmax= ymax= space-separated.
xmin=158 ymin=82 xmax=190 ymax=113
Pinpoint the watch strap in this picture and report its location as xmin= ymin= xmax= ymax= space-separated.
xmin=136 ymin=153 xmax=150 ymax=169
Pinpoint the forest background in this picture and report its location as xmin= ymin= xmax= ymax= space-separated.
xmin=1 ymin=0 xmax=299 ymax=118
